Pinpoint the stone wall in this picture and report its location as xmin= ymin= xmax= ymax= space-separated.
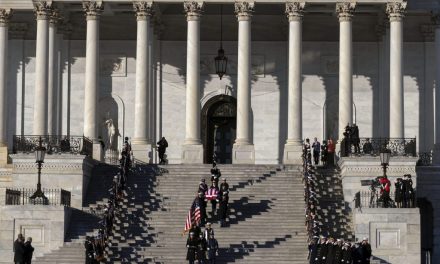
xmin=339 ymin=157 xmax=418 ymax=204
xmin=353 ymin=208 xmax=420 ymax=264
xmin=8 ymin=154 xmax=95 ymax=209
xmin=0 ymin=205 xmax=71 ymax=263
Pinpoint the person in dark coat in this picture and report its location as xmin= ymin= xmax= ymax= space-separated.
xmin=23 ymin=237 xmax=34 ymax=264
xmin=315 ymin=237 xmax=327 ymax=264
xmin=218 ymin=192 xmax=229 ymax=227
xmin=351 ymin=124 xmax=360 ymax=154
xmin=186 ymin=232 xmax=198 ymax=264
xmin=340 ymin=242 xmax=352 ymax=264
xmin=308 ymin=237 xmax=319 ymax=264
xmin=197 ymin=233 xmax=207 ymax=264
xmin=361 ymin=238 xmax=372 ymax=264
xmin=324 ymin=238 xmax=335 ymax=264
xmin=219 ymin=178 xmax=229 ymax=193
xmin=157 ymin=137 xmax=168 ymax=164
xmin=394 ymin=178 xmax=403 ymax=208
xmin=206 ymin=234 xmax=218 ymax=264
xmin=332 ymin=239 xmax=343 ymax=264
xmin=204 ymin=223 xmax=215 ymax=240
xmin=352 ymin=243 xmax=363 ymax=264
xmin=84 ymin=236 xmax=95 ymax=264
xmin=14 ymin=234 xmax=25 ymax=264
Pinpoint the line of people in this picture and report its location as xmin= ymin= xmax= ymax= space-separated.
xmin=308 ymin=236 xmax=372 ymax=264
xmin=85 ymin=139 xmax=132 ymax=264
xmin=186 ymin=162 xmax=230 ymax=263
xmin=304 ymin=137 xmax=336 ymax=166
xmin=302 ymin=149 xmax=373 ymax=264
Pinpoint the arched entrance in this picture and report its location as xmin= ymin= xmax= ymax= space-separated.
xmin=202 ymin=95 xmax=237 ymax=164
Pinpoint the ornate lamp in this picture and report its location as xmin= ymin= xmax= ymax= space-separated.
xmin=30 ymin=137 xmax=48 ymax=204
xmin=379 ymin=148 xmax=391 ymax=177
xmin=214 ymin=5 xmax=228 ymax=79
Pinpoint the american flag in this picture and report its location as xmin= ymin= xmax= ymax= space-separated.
xmin=184 ymin=198 xmax=201 ymax=232
xmin=205 ymin=187 xmax=219 ymax=201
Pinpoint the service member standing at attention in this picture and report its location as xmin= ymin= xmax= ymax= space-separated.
xmin=312 ymin=138 xmax=321 ymax=165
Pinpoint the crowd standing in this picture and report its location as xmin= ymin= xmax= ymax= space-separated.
xmin=186 ymin=161 xmax=228 ymax=263
xmin=13 ymin=234 xmax=34 ymax=264
xmin=302 ymin=141 xmax=372 ymax=264
xmin=84 ymin=137 xmax=133 ymax=263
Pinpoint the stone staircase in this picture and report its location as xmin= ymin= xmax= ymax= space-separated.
xmin=106 ymin=164 xmax=309 ymax=263
xmin=33 ymin=164 xmax=121 ymax=264
xmin=312 ymin=166 xmax=354 ymax=240
xmin=33 ymin=163 xmax=313 ymax=264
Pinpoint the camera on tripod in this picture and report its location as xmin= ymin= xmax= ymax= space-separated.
xmin=360 ymin=177 xmax=382 ymax=189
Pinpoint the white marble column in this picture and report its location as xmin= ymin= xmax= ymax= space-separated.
xmin=386 ymin=2 xmax=406 ymax=139
xmin=0 ymin=9 xmax=11 ymax=164
xmin=132 ymin=1 xmax=153 ymax=163
xmin=233 ymin=1 xmax=255 ymax=164
xmin=182 ymin=1 xmax=204 ymax=164
xmin=83 ymin=1 xmax=102 ymax=142
xmin=283 ymin=2 xmax=305 ymax=164
xmin=48 ymin=9 xmax=60 ymax=135
xmin=83 ymin=1 xmax=103 ymax=161
xmin=432 ymin=13 xmax=440 ymax=164
xmin=33 ymin=2 xmax=51 ymax=135
xmin=336 ymin=2 xmax=355 ymax=140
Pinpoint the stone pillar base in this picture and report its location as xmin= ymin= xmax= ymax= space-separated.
xmin=232 ymin=144 xmax=255 ymax=164
xmin=0 ymin=146 xmax=8 ymax=166
xmin=131 ymin=143 xmax=152 ymax=164
xmin=283 ymin=143 xmax=303 ymax=165
xmin=92 ymin=143 xmax=104 ymax=162
xmin=432 ymin=144 xmax=440 ymax=165
xmin=181 ymin=144 xmax=203 ymax=164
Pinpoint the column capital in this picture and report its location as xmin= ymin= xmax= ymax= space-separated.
xmin=184 ymin=1 xmax=203 ymax=21
xmin=235 ymin=1 xmax=254 ymax=21
xmin=336 ymin=2 xmax=356 ymax=22
xmin=133 ymin=1 xmax=154 ymax=21
xmin=421 ymin=24 xmax=435 ymax=42
xmin=285 ymin=2 xmax=305 ymax=22
xmin=0 ymin=9 xmax=12 ymax=26
xmin=34 ymin=1 xmax=52 ymax=20
xmin=49 ymin=8 xmax=62 ymax=25
xmin=83 ymin=1 xmax=104 ymax=20
xmin=386 ymin=2 xmax=407 ymax=22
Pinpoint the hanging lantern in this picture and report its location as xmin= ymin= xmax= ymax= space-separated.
xmin=215 ymin=47 xmax=228 ymax=79
xmin=214 ymin=5 xmax=227 ymax=79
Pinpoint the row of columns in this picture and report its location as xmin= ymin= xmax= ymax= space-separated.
xmin=0 ymin=2 xmax=439 ymax=164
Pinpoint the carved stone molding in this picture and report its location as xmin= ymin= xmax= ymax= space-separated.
xmin=285 ymin=2 xmax=305 ymax=22
xmin=336 ymin=2 xmax=356 ymax=22
xmin=133 ymin=1 xmax=154 ymax=21
xmin=235 ymin=1 xmax=254 ymax=21
xmin=0 ymin=9 xmax=12 ymax=26
xmin=83 ymin=1 xmax=104 ymax=20
xmin=9 ymin=22 xmax=28 ymax=39
xmin=34 ymin=1 xmax=52 ymax=20
xmin=49 ymin=7 xmax=61 ymax=25
xmin=421 ymin=24 xmax=435 ymax=42
xmin=386 ymin=2 xmax=407 ymax=22
xmin=184 ymin=1 xmax=204 ymax=21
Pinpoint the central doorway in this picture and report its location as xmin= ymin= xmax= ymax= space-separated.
xmin=202 ymin=95 xmax=237 ymax=164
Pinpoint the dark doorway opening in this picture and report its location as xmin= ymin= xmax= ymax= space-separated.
xmin=202 ymin=95 xmax=237 ymax=164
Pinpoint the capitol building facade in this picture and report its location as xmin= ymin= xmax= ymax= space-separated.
xmin=0 ymin=1 xmax=440 ymax=263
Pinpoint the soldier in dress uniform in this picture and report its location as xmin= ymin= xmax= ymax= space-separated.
xmin=186 ymin=232 xmax=198 ymax=264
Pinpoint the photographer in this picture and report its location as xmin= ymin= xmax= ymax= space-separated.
xmin=379 ymin=176 xmax=391 ymax=208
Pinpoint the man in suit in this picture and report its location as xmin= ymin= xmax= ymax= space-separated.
xmin=23 ymin=237 xmax=34 ymax=264
xmin=13 ymin=234 xmax=25 ymax=264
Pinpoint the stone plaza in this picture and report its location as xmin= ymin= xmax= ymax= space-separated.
xmin=0 ymin=0 xmax=439 ymax=263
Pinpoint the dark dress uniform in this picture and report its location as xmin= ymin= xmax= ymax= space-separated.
xmin=332 ymin=244 xmax=343 ymax=264
xmin=340 ymin=246 xmax=353 ymax=264
xmin=325 ymin=243 xmax=336 ymax=264
xmin=319 ymin=242 xmax=329 ymax=264
xmin=197 ymin=236 xmax=207 ymax=263
xmin=308 ymin=242 xmax=319 ymax=264
xmin=206 ymin=237 xmax=218 ymax=263
xmin=218 ymin=195 xmax=229 ymax=227
xmin=186 ymin=237 xmax=198 ymax=264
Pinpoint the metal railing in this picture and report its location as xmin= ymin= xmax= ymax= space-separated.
xmin=5 ymin=188 xmax=71 ymax=206
xmin=417 ymin=152 xmax=432 ymax=166
xmin=340 ymin=137 xmax=417 ymax=157
xmin=354 ymin=190 xmax=416 ymax=209
xmin=12 ymin=135 xmax=93 ymax=156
